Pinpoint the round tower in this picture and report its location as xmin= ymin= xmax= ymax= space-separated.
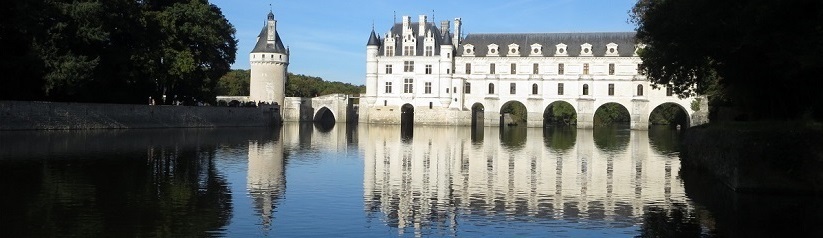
xmin=250 ymin=11 xmax=289 ymax=107
xmin=365 ymin=29 xmax=380 ymax=105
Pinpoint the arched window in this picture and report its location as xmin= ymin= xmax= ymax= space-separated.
xmin=583 ymin=84 xmax=589 ymax=95
xmin=637 ymin=84 xmax=644 ymax=96
xmin=488 ymin=83 xmax=495 ymax=94
xmin=532 ymin=84 xmax=538 ymax=95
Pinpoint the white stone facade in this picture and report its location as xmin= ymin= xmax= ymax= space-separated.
xmin=361 ymin=15 xmax=702 ymax=129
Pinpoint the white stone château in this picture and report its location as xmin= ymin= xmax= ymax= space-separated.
xmin=360 ymin=15 xmax=704 ymax=129
xmin=249 ymin=11 xmax=289 ymax=107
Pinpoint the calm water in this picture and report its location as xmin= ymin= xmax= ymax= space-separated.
xmin=1 ymin=123 xmax=821 ymax=237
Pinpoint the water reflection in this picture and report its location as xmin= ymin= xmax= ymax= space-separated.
xmin=247 ymin=126 xmax=286 ymax=230
xmin=0 ymin=128 xmax=273 ymax=237
xmin=361 ymin=125 xmax=688 ymax=235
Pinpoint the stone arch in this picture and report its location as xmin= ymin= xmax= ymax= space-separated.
xmin=314 ymin=107 xmax=336 ymax=131
xmin=543 ymin=100 xmax=577 ymax=127
xmin=593 ymin=102 xmax=631 ymax=127
xmin=471 ymin=103 xmax=485 ymax=128
xmin=500 ymin=100 xmax=527 ymax=126
xmin=647 ymin=102 xmax=691 ymax=129
xmin=401 ymin=104 xmax=414 ymax=140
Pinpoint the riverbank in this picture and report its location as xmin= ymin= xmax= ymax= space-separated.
xmin=680 ymin=122 xmax=823 ymax=194
xmin=0 ymin=101 xmax=280 ymax=130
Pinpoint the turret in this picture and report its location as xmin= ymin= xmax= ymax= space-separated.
xmin=250 ymin=11 xmax=289 ymax=107
xmin=365 ymin=29 xmax=380 ymax=104
xmin=439 ymin=31 xmax=454 ymax=108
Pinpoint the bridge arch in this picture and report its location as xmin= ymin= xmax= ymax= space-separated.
xmin=593 ymin=102 xmax=631 ymax=127
xmin=471 ymin=103 xmax=485 ymax=128
xmin=647 ymin=102 xmax=691 ymax=129
xmin=543 ymin=100 xmax=577 ymax=127
xmin=500 ymin=100 xmax=527 ymax=126
xmin=314 ymin=106 xmax=336 ymax=131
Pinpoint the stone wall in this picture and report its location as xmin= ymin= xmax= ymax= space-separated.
xmin=0 ymin=101 xmax=279 ymax=130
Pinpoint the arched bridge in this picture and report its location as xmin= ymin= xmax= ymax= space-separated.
xmin=282 ymin=94 xmax=356 ymax=124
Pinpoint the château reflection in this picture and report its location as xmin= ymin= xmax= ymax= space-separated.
xmin=246 ymin=125 xmax=286 ymax=230
xmin=362 ymin=125 xmax=690 ymax=232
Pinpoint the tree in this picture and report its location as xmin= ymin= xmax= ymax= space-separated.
xmin=215 ymin=69 xmax=250 ymax=96
xmin=631 ymin=0 xmax=823 ymax=120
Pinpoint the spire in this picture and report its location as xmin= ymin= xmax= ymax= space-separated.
xmin=367 ymin=29 xmax=380 ymax=46
xmin=267 ymin=11 xmax=275 ymax=21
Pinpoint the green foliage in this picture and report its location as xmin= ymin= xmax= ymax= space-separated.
xmin=593 ymin=103 xmax=630 ymax=126
xmin=649 ymin=103 xmax=688 ymax=125
xmin=0 ymin=0 xmax=237 ymax=104
xmin=501 ymin=102 xmax=527 ymax=123
xmin=544 ymin=101 xmax=577 ymax=125
xmin=285 ymin=73 xmax=365 ymax=97
xmin=215 ymin=70 xmax=365 ymax=98
xmin=690 ymin=98 xmax=702 ymax=112
xmin=631 ymin=0 xmax=823 ymax=120
xmin=216 ymin=69 xmax=250 ymax=96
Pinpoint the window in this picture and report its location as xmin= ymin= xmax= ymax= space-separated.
xmin=403 ymin=78 xmax=414 ymax=93
xmin=466 ymin=63 xmax=472 ymax=74
xmin=488 ymin=83 xmax=495 ymax=94
xmin=667 ymin=87 xmax=673 ymax=96
xmin=425 ymin=46 xmax=433 ymax=56
xmin=447 ymin=68 xmax=450 ymax=74
xmin=558 ymin=63 xmax=565 ymax=75
xmin=429 ymin=102 xmax=433 ymax=109
xmin=403 ymin=46 xmax=414 ymax=56
xmin=404 ymin=61 xmax=414 ymax=72
xmin=558 ymin=83 xmax=564 ymax=95
xmin=533 ymin=63 xmax=539 ymax=74
xmin=385 ymin=82 xmax=392 ymax=93
xmin=637 ymin=84 xmax=644 ymax=96
xmin=490 ymin=63 xmax=496 ymax=74
xmin=532 ymin=84 xmax=538 ymax=95
xmin=425 ymin=64 xmax=432 ymax=74
xmin=511 ymin=63 xmax=517 ymax=74
xmin=637 ymin=63 xmax=643 ymax=75
xmin=464 ymin=82 xmax=471 ymax=94
xmin=425 ymin=82 xmax=432 ymax=94
xmin=583 ymin=63 xmax=590 ymax=75
xmin=609 ymin=63 xmax=615 ymax=75
xmin=446 ymin=88 xmax=449 ymax=93
xmin=447 ymin=53 xmax=451 ymax=59
xmin=608 ymin=83 xmax=615 ymax=96
xmin=510 ymin=83 xmax=516 ymax=94
xmin=386 ymin=46 xmax=394 ymax=56
xmin=583 ymin=84 xmax=589 ymax=95
xmin=385 ymin=65 xmax=393 ymax=74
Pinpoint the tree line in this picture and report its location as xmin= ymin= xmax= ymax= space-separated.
xmin=0 ymin=0 xmax=236 ymax=105
xmin=216 ymin=69 xmax=365 ymax=98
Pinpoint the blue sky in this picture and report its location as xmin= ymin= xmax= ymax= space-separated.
xmin=210 ymin=0 xmax=638 ymax=85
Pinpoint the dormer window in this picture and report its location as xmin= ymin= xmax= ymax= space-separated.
xmin=555 ymin=43 xmax=568 ymax=56
xmin=463 ymin=44 xmax=475 ymax=56
xmin=530 ymin=44 xmax=543 ymax=56
xmin=606 ymin=43 xmax=619 ymax=56
xmin=507 ymin=44 xmax=520 ymax=56
xmin=580 ymin=43 xmax=593 ymax=56
xmin=487 ymin=44 xmax=499 ymax=56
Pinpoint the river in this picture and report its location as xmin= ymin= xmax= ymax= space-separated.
xmin=0 ymin=123 xmax=819 ymax=237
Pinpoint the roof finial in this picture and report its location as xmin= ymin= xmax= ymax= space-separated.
xmin=393 ymin=11 xmax=396 ymax=25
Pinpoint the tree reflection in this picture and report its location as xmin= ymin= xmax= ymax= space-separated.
xmin=593 ymin=125 xmax=630 ymax=152
xmin=1 ymin=147 xmax=231 ymax=237
xmin=636 ymin=204 xmax=708 ymax=238
xmin=648 ymin=125 xmax=681 ymax=155
xmin=543 ymin=126 xmax=577 ymax=153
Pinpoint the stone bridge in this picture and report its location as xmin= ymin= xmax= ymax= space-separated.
xmin=282 ymin=94 xmax=356 ymax=124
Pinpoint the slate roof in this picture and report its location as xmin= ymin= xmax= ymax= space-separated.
xmin=458 ymin=32 xmax=637 ymax=57
xmin=251 ymin=25 xmax=287 ymax=54
xmin=378 ymin=22 xmax=452 ymax=56
xmin=367 ymin=30 xmax=380 ymax=46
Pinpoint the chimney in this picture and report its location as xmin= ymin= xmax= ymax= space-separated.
xmin=267 ymin=12 xmax=277 ymax=44
xmin=418 ymin=15 xmax=427 ymax=37
xmin=402 ymin=16 xmax=411 ymax=35
xmin=453 ymin=18 xmax=462 ymax=47
xmin=440 ymin=20 xmax=450 ymax=37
